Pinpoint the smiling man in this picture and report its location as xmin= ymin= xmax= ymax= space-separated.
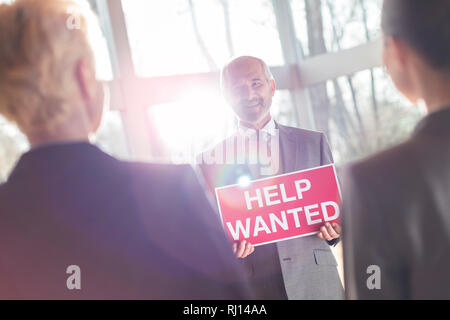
xmin=198 ymin=56 xmax=344 ymax=300
xmin=223 ymin=57 xmax=275 ymax=130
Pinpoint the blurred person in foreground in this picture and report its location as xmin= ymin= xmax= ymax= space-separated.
xmin=0 ymin=0 xmax=252 ymax=299
xmin=343 ymin=0 xmax=450 ymax=299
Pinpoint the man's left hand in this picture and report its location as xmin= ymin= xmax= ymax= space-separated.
xmin=317 ymin=222 xmax=341 ymax=241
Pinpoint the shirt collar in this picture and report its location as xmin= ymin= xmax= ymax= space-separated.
xmin=237 ymin=117 xmax=277 ymax=137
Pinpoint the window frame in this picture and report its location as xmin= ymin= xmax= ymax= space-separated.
xmin=98 ymin=0 xmax=383 ymax=160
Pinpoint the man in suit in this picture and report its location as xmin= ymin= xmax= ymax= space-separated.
xmin=343 ymin=0 xmax=450 ymax=299
xmin=198 ymin=56 xmax=344 ymax=299
xmin=0 ymin=0 xmax=252 ymax=299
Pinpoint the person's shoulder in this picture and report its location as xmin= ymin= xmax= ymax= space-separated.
xmin=345 ymin=139 xmax=422 ymax=194
xmin=117 ymin=160 xmax=205 ymax=206
xmin=277 ymin=123 xmax=325 ymax=141
xmin=119 ymin=160 xmax=195 ymax=182
xmin=0 ymin=177 xmax=15 ymax=201
xmin=355 ymin=139 xmax=418 ymax=170
xmin=277 ymin=123 xmax=322 ymax=135
xmin=277 ymin=124 xmax=329 ymax=154
xmin=351 ymin=131 xmax=448 ymax=187
xmin=0 ymin=182 xmax=6 ymax=204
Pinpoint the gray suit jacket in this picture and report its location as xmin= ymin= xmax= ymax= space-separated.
xmin=199 ymin=122 xmax=344 ymax=300
xmin=342 ymin=106 xmax=450 ymax=299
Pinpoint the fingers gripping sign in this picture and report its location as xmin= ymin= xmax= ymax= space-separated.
xmin=317 ymin=222 xmax=341 ymax=241
xmin=232 ymin=240 xmax=255 ymax=259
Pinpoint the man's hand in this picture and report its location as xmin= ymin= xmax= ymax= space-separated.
xmin=317 ymin=222 xmax=341 ymax=241
xmin=232 ymin=240 xmax=254 ymax=258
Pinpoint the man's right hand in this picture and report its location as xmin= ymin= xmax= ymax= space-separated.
xmin=232 ymin=240 xmax=254 ymax=258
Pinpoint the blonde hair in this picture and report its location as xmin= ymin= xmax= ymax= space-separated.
xmin=0 ymin=0 xmax=97 ymax=135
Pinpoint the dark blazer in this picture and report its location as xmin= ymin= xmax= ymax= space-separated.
xmin=343 ymin=107 xmax=450 ymax=299
xmin=198 ymin=122 xmax=344 ymax=300
xmin=0 ymin=142 xmax=253 ymax=299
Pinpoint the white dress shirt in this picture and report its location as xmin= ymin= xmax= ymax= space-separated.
xmin=236 ymin=118 xmax=281 ymax=177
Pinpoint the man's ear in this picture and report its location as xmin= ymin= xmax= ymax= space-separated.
xmin=383 ymin=36 xmax=419 ymax=103
xmin=383 ymin=36 xmax=410 ymax=75
xmin=75 ymin=58 xmax=104 ymax=133
xmin=75 ymin=58 xmax=96 ymax=104
xmin=270 ymin=79 xmax=276 ymax=96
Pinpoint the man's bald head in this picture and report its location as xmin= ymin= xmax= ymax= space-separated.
xmin=220 ymin=56 xmax=276 ymax=129
xmin=221 ymin=56 xmax=274 ymax=93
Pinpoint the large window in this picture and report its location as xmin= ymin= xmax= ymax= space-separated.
xmin=122 ymin=0 xmax=296 ymax=162
xmin=0 ymin=0 xmax=427 ymax=179
xmin=122 ymin=0 xmax=284 ymax=77
xmin=287 ymin=0 xmax=424 ymax=162
xmin=146 ymin=88 xmax=295 ymax=163
xmin=290 ymin=0 xmax=382 ymax=58
xmin=323 ymin=67 xmax=423 ymax=163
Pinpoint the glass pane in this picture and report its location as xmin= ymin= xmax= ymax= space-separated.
xmin=310 ymin=67 xmax=424 ymax=164
xmin=0 ymin=116 xmax=29 ymax=182
xmin=271 ymin=90 xmax=297 ymax=127
xmin=122 ymin=0 xmax=284 ymax=77
xmin=290 ymin=0 xmax=382 ymax=57
xmin=147 ymin=88 xmax=294 ymax=163
xmin=87 ymin=0 xmax=114 ymax=80
xmin=147 ymin=89 xmax=236 ymax=163
xmin=90 ymin=22 xmax=114 ymax=81
xmin=94 ymin=111 xmax=131 ymax=160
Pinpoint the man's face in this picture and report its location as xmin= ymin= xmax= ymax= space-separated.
xmin=224 ymin=58 xmax=275 ymax=126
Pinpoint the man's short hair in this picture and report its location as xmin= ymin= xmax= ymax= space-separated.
xmin=382 ymin=0 xmax=450 ymax=71
xmin=220 ymin=56 xmax=274 ymax=93
xmin=0 ymin=0 xmax=98 ymax=134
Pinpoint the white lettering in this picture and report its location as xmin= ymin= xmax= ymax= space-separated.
xmin=263 ymin=185 xmax=281 ymax=206
xmin=294 ymin=179 xmax=311 ymax=199
xmin=304 ymin=204 xmax=322 ymax=225
xmin=244 ymin=189 xmax=263 ymax=210
xmin=226 ymin=218 xmax=251 ymax=240
xmin=269 ymin=211 xmax=289 ymax=232
xmin=280 ymin=183 xmax=296 ymax=202
xmin=253 ymin=216 xmax=272 ymax=236
xmin=286 ymin=207 xmax=302 ymax=227
xmin=321 ymin=201 xmax=340 ymax=221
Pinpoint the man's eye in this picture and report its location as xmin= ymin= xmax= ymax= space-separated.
xmin=252 ymin=81 xmax=262 ymax=87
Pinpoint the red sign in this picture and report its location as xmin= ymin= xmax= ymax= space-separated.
xmin=215 ymin=164 xmax=341 ymax=246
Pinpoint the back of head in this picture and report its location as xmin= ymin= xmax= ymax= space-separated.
xmin=382 ymin=0 xmax=450 ymax=73
xmin=0 ymin=0 xmax=97 ymax=136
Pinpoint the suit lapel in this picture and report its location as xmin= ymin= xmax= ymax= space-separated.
xmin=276 ymin=122 xmax=298 ymax=174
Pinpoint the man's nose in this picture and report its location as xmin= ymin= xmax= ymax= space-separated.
xmin=241 ymin=85 xmax=258 ymax=101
